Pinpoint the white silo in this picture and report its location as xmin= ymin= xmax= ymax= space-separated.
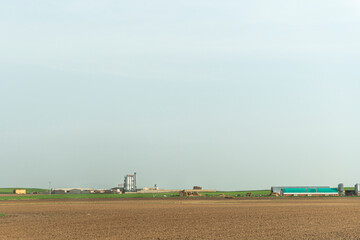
xmin=355 ymin=184 xmax=360 ymax=196
xmin=338 ymin=183 xmax=345 ymax=196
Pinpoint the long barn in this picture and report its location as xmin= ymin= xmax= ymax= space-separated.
xmin=271 ymin=186 xmax=339 ymax=196
xmin=281 ymin=187 xmax=339 ymax=196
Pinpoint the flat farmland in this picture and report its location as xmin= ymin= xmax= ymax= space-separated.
xmin=1 ymin=198 xmax=360 ymax=239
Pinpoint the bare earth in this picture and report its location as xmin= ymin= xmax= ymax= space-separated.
xmin=1 ymin=197 xmax=360 ymax=239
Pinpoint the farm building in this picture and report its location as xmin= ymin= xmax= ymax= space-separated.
xmin=281 ymin=187 xmax=339 ymax=196
xmin=271 ymin=186 xmax=330 ymax=195
xmin=124 ymin=173 xmax=137 ymax=192
xmin=53 ymin=188 xmax=93 ymax=194
xmin=68 ymin=189 xmax=81 ymax=194
xmin=54 ymin=189 xmax=66 ymax=194
xmin=13 ymin=189 xmax=26 ymax=194
xmin=342 ymin=183 xmax=360 ymax=196
xmin=111 ymin=187 xmax=122 ymax=193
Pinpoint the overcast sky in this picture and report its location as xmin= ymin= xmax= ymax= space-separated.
xmin=1 ymin=1 xmax=360 ymax=190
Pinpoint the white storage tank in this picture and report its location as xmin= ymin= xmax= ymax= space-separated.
xmin=355 ymin=184 xmax=360 ymax=196
xmin=338 ymin=183 xmax=345 ymax=196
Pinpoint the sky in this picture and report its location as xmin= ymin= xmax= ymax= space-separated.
xmin=1 ymin=1 xmax=360 ymax=190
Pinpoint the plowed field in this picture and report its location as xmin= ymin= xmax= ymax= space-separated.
xmin=1 ymin=198 xmax=360 ymax=239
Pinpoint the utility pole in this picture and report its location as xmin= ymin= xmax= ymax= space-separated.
xmin=49 ymin=181 xmax=52 ymax=195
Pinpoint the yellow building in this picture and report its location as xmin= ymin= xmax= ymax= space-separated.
xmin=13 ymin=189 xmax=26 ymax=194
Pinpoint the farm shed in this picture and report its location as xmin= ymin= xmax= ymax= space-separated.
xmin=345 ymin=190 xmax=356 ymax=196
xmin=94 ymin=190 xmax=105 ymax=194
xmin=111 ymin=187 xmax=122 ymax=194
xmin=68 ymin=189 xmax=82 ymax=194
xmin=54 ymin=190 xmax=66 ymax=194
xmin=13 ymin=189 xmax=26 ymax=194
xmin=54 ymin=188 xmax=93 ymax=194
xmin=281 ymin=188 xmax=338 ymax=196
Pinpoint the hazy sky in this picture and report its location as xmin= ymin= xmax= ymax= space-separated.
xmin=1 ymin=1 xmax=360 ymax=190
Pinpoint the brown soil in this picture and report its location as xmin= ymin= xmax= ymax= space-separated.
xmin=0 ymin=198 xmax=360 ymax=239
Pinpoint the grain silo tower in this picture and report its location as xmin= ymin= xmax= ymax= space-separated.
xmin=124 ymin=172 xmax=137 ymax=192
